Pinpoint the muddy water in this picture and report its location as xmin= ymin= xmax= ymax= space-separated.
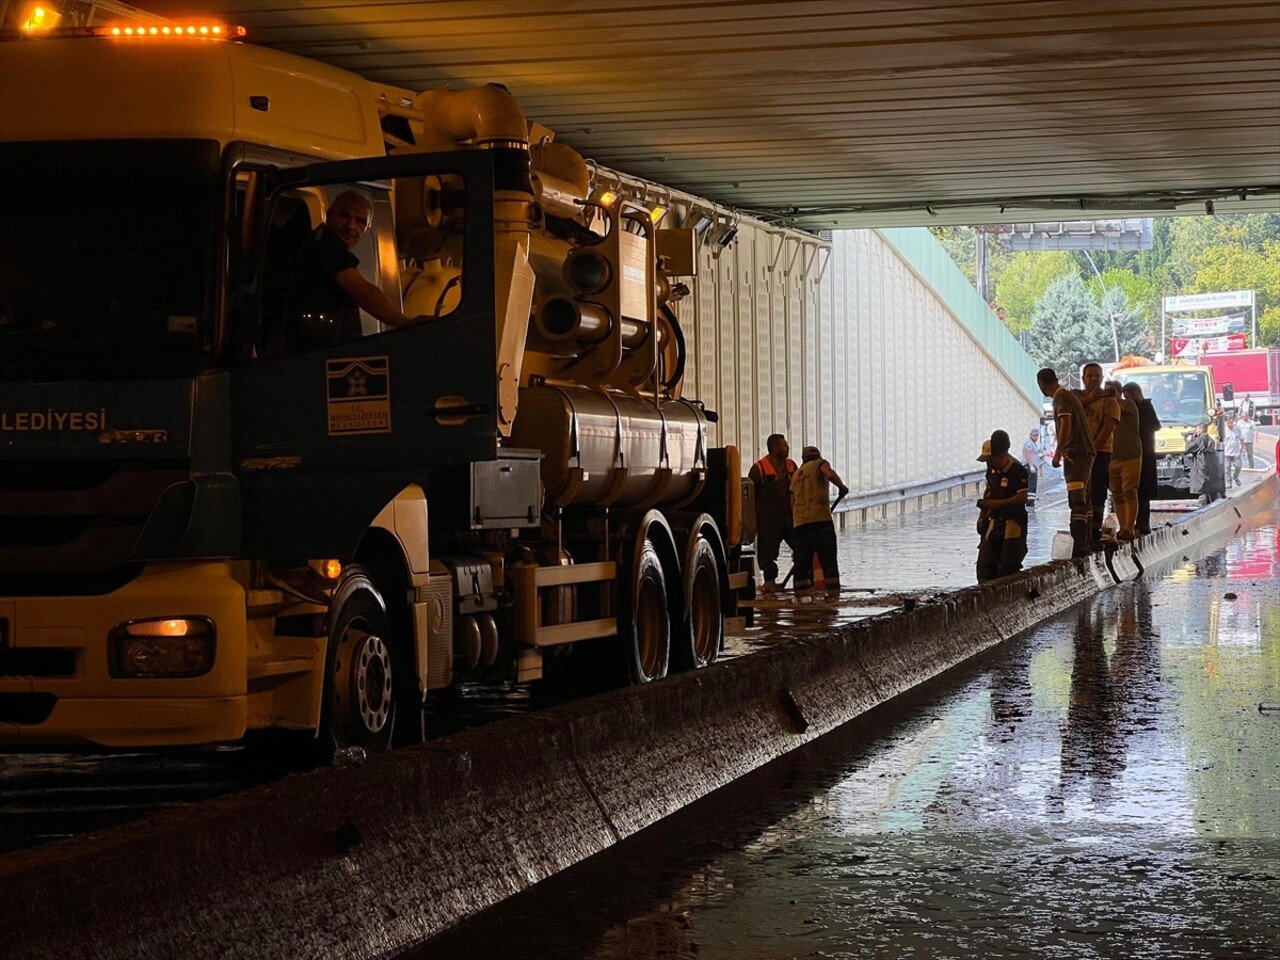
xmin=415 ymin=521 xmax=1280 ymax=960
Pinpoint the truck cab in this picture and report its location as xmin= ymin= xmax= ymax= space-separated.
xmin=1 ymin=24 xmax=744 ymax=757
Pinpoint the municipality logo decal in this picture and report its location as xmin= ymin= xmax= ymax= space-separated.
xmin=326 ymin=357 xmax=390 ymax=435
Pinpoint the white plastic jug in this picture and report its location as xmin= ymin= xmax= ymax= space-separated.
xmin=1051 ymin=530 xmax=1074 ymax=560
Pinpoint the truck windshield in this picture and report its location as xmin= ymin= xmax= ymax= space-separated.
xmin=0 ymin=139 xmax=221 ymax=381
xmin=1124 ymin=370 xmax=1210 ymax=426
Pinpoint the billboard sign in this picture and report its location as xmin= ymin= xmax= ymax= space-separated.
xmin=1001 ymin=219 xmax=1153 ymax=252
xmin=1172 ymin=314 xmax=1248 ymax=336
xmin=1164 ymin=290 xmax=1254 ymax=311
xmin=1170 ymin=334 xmax=1247 ymax=357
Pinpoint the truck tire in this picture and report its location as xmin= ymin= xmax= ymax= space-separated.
xmin=673 ymin=529 xmax=723 ymax=670
xmin=318 ymin=565 xmax=397 ymax=759
xmin=620 ymin=536 xmax=671 ymax=684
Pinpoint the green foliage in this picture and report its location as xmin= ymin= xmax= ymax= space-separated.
xmin=995 ymin=252 xmax=1077 ymax=335
xmin=1166 ymin=216 xmax=1223 ymax=289
xmin=1102 ymin=285 xmax=1155 ymax=355
xmin=1085 ymin=267 xmax=1161 ymax=342
xmin=1260 ymin=307 xmax=1280 ymax=347
xmin=1067 ymin=224 xmax=1174 ymax=293
xmin=1028 ymin=273 xmax=1116 ymax=373
xmin=1086 ymin=268 xmax=1159 ymax=317
xmin=929 ymin=226 xmax=976 ymax=285
xmin=948 ymin=214 xmax=1280 ymax=349
xmin=1190 ymin=238 xmax=1280 ymax=347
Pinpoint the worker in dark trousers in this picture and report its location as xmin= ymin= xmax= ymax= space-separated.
xmin=790 ymin=445 xmax=848 ymax=596
xmin=748 ymin=433 xmax=797 ymax=593
xmin=1039 ymin=367 xmax=1096 ymax=558
xmin=1122 ymin=381 xmax=1161 ymax=536
xmin=976 ymin=430 xmax=1030 ymax=581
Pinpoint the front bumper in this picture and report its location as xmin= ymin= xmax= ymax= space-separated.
xmin=0 ymin=561 xmax=248 ymax=748
xmin=1154 ymin=454 xmax=1191 ymax=489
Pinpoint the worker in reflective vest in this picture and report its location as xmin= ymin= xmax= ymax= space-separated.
xmin=791 ymin=445 xmax=849 ymax=596
xmin=748 ymin=434 xmax=797 ymax=593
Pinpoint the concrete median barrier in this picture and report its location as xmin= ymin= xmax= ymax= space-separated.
xmin=1 ymin=475 xmax=1275 ymax=960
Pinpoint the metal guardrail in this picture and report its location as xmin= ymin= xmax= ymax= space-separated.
xmin=835 ymin=468 xmax=987 ymax=516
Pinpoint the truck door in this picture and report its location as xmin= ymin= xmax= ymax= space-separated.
xmin=230 ymin=151 xmax=500 ymax=559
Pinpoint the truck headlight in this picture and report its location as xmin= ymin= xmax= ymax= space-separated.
xmin=108 ymin=617 xmax=216 ymax=678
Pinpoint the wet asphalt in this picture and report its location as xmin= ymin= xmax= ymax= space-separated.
xmin=414 ymin=515 xmax=1280 ymax=960
xmin=0 ymin=465 xmax=1272 ymax=870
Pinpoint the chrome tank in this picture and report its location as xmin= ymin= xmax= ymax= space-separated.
xmin=510 ymin=384 xmax=707 ymax=509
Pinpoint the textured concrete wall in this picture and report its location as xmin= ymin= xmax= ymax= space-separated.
xmin=1 ymin=478 xmax=1274 ymax=960
xmin=675 ymin=224 xmax=1042 ymax=495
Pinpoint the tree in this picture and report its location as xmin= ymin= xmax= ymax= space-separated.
xmin=1260 ymin=307 xmax=1280 ymax=347
xmin=1165 ymin=216 xmax=1223 ymax=290
xmin=994 ymin=251 xmax=1077 ymax=335
xmin=1167 ymin=215 xmax=1280 ymax=292
xmin=1084 ymin=268 xmax=1157 ymax=318
xmin=934 ymin=213 xmax=1280 ymax=349
xmin=1101 ymin=285 xmax=1155 ymax=357
xmin=929 ymin=226 xmax=976 ymax=285
xmin=1028 ymin=273 xmax=1117 ymax=374
xmin=1085 ymin=268 xmax=1160 ymax=345
xmin=1190 ymin=238 xmax=1280 ymax=347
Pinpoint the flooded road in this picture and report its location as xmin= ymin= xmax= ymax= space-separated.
xmin=0 ymin=468 xmax=1267 ymax=854
xmin=415 ymin=519 xmax=1280 ymax=960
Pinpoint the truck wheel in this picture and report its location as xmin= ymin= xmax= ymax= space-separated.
xmin=320 ymin=565 xmax=396 ymax=758
xmin=673 ymin=532 xmax=723 ymax=670
xmin=621 ymin=537 xmax=671 ymax=684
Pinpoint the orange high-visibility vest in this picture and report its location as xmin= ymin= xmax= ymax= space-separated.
xmin=754 ymin=456 xmax=797 ymax=480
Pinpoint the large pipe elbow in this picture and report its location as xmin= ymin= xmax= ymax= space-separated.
xmin=534 ymin=142 xmax=590 ymax=196
xmin=413 ymin=84 xmax=529 ymax=149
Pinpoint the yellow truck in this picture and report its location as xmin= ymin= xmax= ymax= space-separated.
xmin=0 ymin=14 xmax=745 ymax=757
xmin=1113 ymin=363 xmax=1218 ymax=497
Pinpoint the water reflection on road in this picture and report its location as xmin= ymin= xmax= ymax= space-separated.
xmin=416 ymin=520 xmax=1280 ymax=960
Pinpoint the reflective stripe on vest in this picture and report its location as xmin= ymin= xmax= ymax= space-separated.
xmin=754 ymin=456 xmax=796 ymax=479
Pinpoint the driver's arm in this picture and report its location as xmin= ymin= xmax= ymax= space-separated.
xmin=336 ymin=268 xmax=415 ymax=328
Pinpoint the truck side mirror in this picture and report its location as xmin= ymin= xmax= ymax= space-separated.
xmin=1222 ymin=382 xmax=1234 ymax=402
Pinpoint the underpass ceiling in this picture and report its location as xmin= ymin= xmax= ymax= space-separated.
xmin=192 ymin=1 xmax=1280 ymax=230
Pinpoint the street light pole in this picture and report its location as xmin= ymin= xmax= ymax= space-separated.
xmin=1083 ymin=251 xmax=1121 ymax=363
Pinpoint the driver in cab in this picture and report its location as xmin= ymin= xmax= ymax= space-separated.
xmin=283 ymin=190 xmax=420 ymax=353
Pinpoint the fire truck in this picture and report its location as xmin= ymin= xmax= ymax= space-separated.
xmin=0 ymin=14 xmax=747 ymax=757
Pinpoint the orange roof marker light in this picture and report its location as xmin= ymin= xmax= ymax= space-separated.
xmin=108 ymin=22 xmax=245 ymax=39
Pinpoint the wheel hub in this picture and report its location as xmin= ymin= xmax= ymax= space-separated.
xmin=341 ymin=630 xmax=393 ymax=735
